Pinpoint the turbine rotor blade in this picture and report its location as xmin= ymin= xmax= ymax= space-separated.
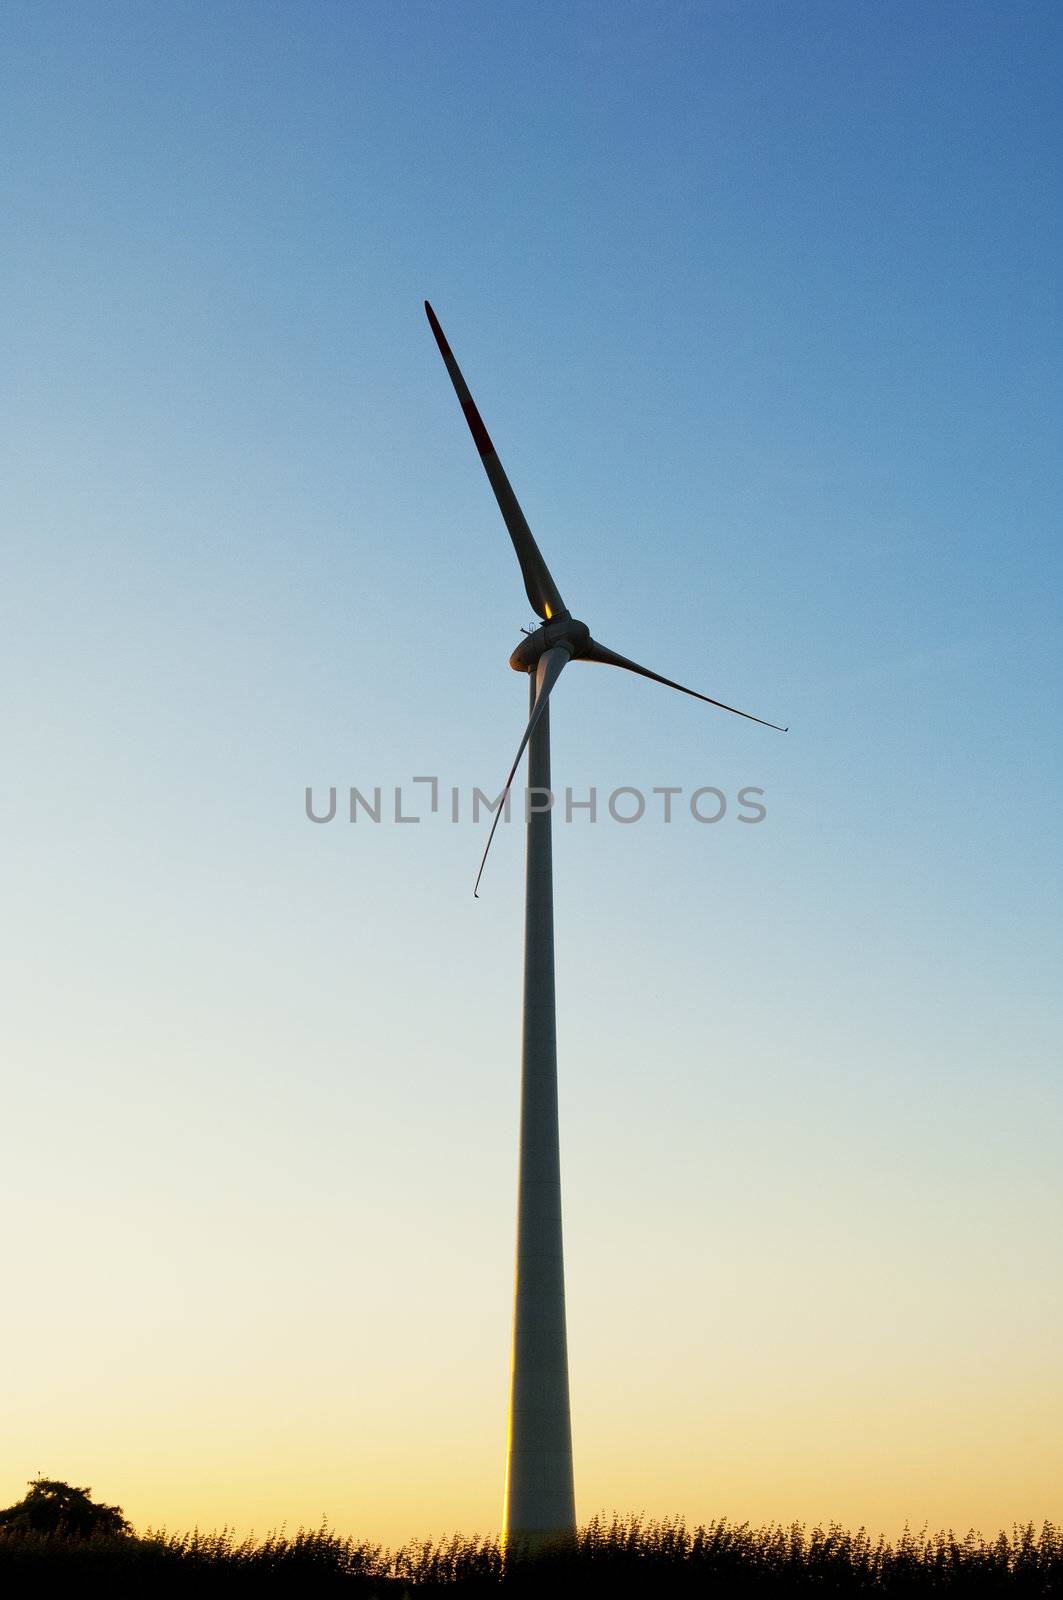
xmin=582 ymin=639 xmax=788 ymax=732
xmin=474 ymin=646 xmax=570 ymax=898
xmin=425 ymin=301 xmax=566 ymax=622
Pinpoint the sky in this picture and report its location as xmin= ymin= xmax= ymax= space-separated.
xmin=2 ymin=0 xmax=1061 ymax=1547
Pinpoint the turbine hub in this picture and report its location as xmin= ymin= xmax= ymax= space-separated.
xmin=509 ymin=616 xmax=590 ymax=672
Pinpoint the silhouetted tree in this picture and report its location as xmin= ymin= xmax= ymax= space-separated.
xmin=0 ymin=1478 xmax=131 ymax=1538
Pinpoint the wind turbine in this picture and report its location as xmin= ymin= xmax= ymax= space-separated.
xmin=425 ymin=301 xmax=786 ymax=1550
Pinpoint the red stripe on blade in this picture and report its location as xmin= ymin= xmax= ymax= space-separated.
xmin=462 ymin=399 xmax=495 ymax=457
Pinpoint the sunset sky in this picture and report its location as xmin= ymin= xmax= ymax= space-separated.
xmin=3 ymin=0 xmax=1061 ymax=1545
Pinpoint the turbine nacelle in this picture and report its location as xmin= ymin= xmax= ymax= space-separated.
xmin=509 ymin=616 xmax=589 ymax=672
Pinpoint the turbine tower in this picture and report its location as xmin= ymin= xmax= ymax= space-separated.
xmin=425 ymin=302 xmax=785 ymax=1550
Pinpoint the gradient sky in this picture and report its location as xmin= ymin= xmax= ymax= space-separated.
xmin=3 ymin=0 xmax=1061 ymax=1547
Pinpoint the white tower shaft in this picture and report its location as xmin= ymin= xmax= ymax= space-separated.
xmin=503 ymin=669 xmax=576 ymax=1547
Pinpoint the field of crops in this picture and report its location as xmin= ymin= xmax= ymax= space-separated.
xmin=2 ymin=1515 xmax=1061 ymax=1595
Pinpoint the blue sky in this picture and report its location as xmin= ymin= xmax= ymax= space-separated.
xmin=3 ymin=0 xmax=1061 ymax=1542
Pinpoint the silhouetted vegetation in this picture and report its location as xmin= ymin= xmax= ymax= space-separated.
xmin=0 ymin=1477 xmax=131 ymax=1538
xmin=1 ymin=1493 xmax=1061 ymax=1596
